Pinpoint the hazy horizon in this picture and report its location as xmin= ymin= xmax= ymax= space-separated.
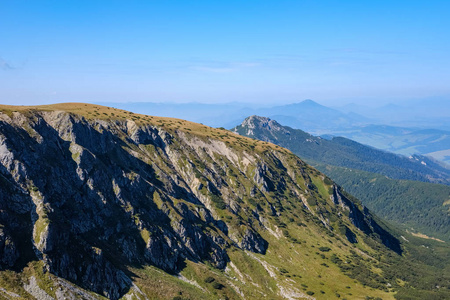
xmin=2 ymin=95 xmax=449 ymax=110
xmin=1 ymin=1 xmax=450 ymax=107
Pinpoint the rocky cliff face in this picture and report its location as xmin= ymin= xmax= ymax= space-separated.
xmin=0 ymin=104 xmax=402 ymax=299
xmin=234 ymin=115 xmax=292 ymax=138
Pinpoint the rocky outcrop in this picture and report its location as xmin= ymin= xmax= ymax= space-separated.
xmin=240 ymin=228 xmax=268 ymax=254
xmin=0 ymin=110 xmax=255 ymax=298
xmin=234 ymin=116 xmax=292 ymax=143
xmin=23 ymin=276 xmax=54 ymax=300
xmin=0 ymin=227 xmax=19 ymax=269
xmin=0 ymin=105 xmax=402 ymax=299
xmin=331 ymin=185 xmax=401 ymax=253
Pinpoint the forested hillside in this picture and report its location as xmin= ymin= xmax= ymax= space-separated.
xmin=313 ymin=163 xmax=450 ymax=242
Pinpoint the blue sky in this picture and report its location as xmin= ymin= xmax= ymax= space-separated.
xmin=1 ymin=0 xmax=449 ymax=106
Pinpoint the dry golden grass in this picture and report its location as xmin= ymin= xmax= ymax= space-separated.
xmin=0 ymin=102 xmax=290 ymax=154
xmin=408 ymin=231 xmax=445 ymax=243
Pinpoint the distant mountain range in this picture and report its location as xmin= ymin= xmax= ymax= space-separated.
xmin=335 ymin=97 xmax=450 ymax=131
xmin=252 ymin=99 xmax=370 ymax=132
xmin=233 ymin=116 xmax=450 ymax=242
xmin=104 ymin=99 xmax=450 ymax=164
xmin=233 ymin=116 xmax=450 ymax=185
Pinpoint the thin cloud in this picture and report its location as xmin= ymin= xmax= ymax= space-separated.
xmin=193 ymin=66 xmax=235 ymax=73
xmin=234 ymin=62 xmax=261 ymax=68
xmin=192 ymin=61 xmax=261 ymax=73
xmin=327 ymin=48 xmax=405 ymax=55
xmin=0 ymin=57 xmax=14 ymax=70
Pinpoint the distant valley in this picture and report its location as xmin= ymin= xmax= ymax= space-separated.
xmin=320 ymin=125 xmax=450 ymax=165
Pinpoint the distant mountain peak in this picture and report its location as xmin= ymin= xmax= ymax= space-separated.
xmin=246 ymin=115 xmax=271 ymax=121
xmin=247 ymin=115 xmax=284 ymax=123
xmin=281 ymin=99 xmax=325 ymax=109
xmin=300 ymin=99 xmax=321 ymax=106
xmin=238 ymin=115 xmax=285 ymax=134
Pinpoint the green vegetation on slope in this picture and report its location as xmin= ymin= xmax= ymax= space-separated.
xmin=234 ymin=115 xmax=450 ymax=242
xmin=313 ymin=163 xmax=450 ymax=241
xmin=232 ymin=115 xmax=450 ymax=299
xmin=0 ymin=104 xmax=449 ymax=299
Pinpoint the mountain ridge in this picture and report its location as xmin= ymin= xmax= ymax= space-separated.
xmin=103 ymin=99 xmax=450 ymax=164
xmin=0 ymin=103 xmax=448 ymax=299
xmin=233 ymin=115 xmax=450 ymax=185
xmin=233 ymin=115 xmax=450 ymax=243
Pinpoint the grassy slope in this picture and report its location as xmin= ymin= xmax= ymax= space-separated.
xmin=311 ymin=162 xmax=450 ymax=242
xmin=0 ymin=103 xmax=290 ymax=155
xmin=0 ymin=103 xmax=448 ymax=299
xmin=126 ymin=177 xmax=395 ymax=300
xmin=234 ymin=117 xmax=450 ymax=243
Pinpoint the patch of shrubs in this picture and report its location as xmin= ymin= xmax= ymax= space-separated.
xmin=319 ymin=246 xmax=331 ymax=252
xmin=204 ymin=276 xmax=215 ymax=283
xmin=204 ymin=276 xmax=225 ymax=290
xmin=212 ymin=282 xmax=224 ymax=290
